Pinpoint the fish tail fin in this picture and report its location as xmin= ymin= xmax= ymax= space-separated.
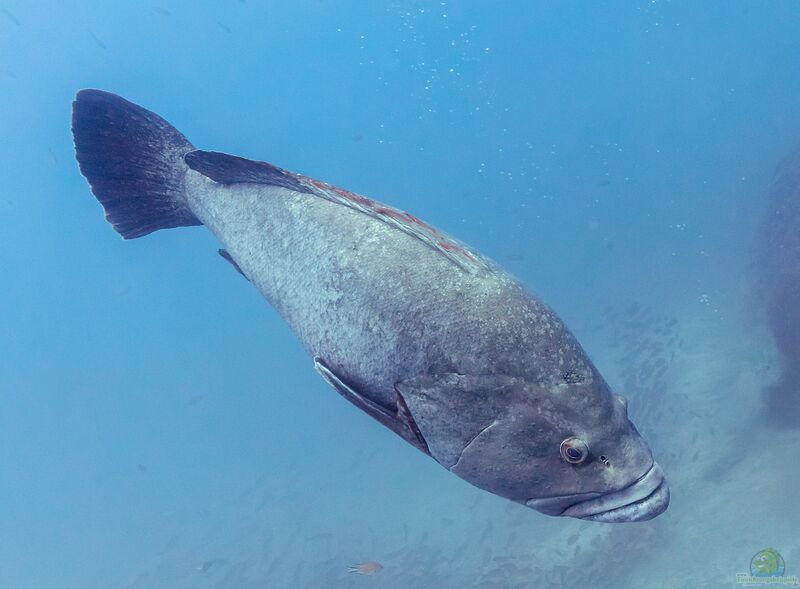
xmin=72 ymin=89 xmax=202 ymax=239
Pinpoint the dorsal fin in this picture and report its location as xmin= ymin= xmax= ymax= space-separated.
xmin=185 ymin=150 xmax=309 ymax=193
xmin=217 ymin=249 xmax=249 ymax=281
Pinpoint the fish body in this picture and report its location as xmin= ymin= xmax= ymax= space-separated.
xmin=72 ymin=90 xmax=669 ymax=522
xmin=184 ymin=161 xmax=588 ymax=410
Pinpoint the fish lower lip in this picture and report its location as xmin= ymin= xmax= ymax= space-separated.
xmin=563 ymin=462 xmax=670 ymax=523
xmin=578 ymin=477 xmax=670 ymax=522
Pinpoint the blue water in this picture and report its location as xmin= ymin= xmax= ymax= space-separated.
xmin=2 ymin=2 xmax=800 ymax=587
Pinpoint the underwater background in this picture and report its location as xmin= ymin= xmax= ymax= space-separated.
xmin=2 ymin=1 xmax=800 ymax=587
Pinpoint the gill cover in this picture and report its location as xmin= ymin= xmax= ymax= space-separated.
xmin=396 ymin=373 xmax=551 ymax=501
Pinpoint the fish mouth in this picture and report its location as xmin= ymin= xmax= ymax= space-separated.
xmin=527 ymin=462 xmax=670 ymax=523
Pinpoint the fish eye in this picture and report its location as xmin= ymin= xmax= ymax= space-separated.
xmin=560 ymin=437 xmax=589 ymax=464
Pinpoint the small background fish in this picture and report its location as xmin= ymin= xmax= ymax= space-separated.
xmin=348 ymin=562 xmax=383 ymax=575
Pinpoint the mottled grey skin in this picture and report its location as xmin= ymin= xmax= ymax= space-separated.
xmin=72 ymin=90 xmax=669 ymax=522
xmin=187 ymin=174 xmax=585 ymax=403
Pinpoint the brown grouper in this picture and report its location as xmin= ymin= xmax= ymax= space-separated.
xmin=72 ymin=90 xmax=669 ymax=523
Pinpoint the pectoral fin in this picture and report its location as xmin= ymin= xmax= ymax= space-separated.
xmin=313 ymin=358 xmax=430 ymax=455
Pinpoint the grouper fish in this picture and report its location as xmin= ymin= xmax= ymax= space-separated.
xmin=72 ymin=90 xmax=669 ymax=523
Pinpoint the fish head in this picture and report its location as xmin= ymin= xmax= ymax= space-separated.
xmin=396 ymin=373 xmax=668 ymax=523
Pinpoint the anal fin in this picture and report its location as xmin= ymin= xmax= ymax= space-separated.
xmin=313 ymin=357 xmax=430 ymax=455
xmin=218 ymin=249 xmax=249 ymax=281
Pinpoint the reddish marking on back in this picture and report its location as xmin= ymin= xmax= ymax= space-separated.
xmin=373 ymin=206 xmax=430 ymax=229
xmin=296 ymin=173 xmax=485 ymax=271
xmin=404 ymin=213 xmax=436 ymax=232
xmin=304 ymin=177 xmax=375 ymax=207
